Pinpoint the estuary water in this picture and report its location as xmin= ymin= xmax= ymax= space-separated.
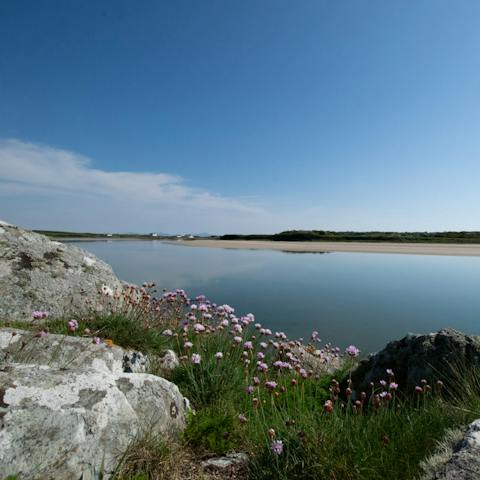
xmin=67 ymin=240 xmax=480 ymax=353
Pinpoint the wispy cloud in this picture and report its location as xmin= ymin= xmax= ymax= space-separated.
xmin=0 ymin=139 xmax=257 ymax=210
xmin=0 ymin=139 xmax=267 ymax=233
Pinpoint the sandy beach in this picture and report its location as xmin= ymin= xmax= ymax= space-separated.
xmin=171 ymin=239 xmax=480 ymax=256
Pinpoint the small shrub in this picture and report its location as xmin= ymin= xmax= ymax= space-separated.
xmin=184 ymin=408 xmax=240 ymax=455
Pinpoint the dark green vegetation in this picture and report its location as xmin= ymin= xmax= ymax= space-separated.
xmin=220 ymin=230 xmax=480 ymax=243
xmin=3 ymin=310 xmax=480 ymax=480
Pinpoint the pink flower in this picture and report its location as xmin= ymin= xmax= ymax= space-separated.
xmin=163 ymin=329 xmax=173 ymax=337
xmin=222 ymin=304 xmax=235 ymax=314
xmin=265 ymin=381 xmax=277 ymax=390
xmin=238 ymin=414 xmax=247 ymax=424
xmin=260 ymin=342 xmax=268 ymax=349
xmin=215 ymin=352 xmax=223 ymax=360
xmin=193 ymin=323 xmax=205 ymax=333
xmin=389 ymin=382 xmax=398 ymax=391
xmin=243 ymin=341 xmax=253 ymax=350
xmin=257 ymin=352 xmax=265 ymax=360
xmin=257 ymin=362 xmax=268 ymax=372
xmin=324 ymin=400 xmax=334 ymax=413
xmin=386 ymin=368 xmax=394 ymax=376
xmin=184 ymin=341 xmax=193 ymax=349
xmin=92 ymin=336 xmax=101 ymax=345
xmin=233 ymin=336 xmax=242 ymax=344
xmin=191 ymin=353 xmax=201 ymax=364
xmin=35 ymin=330 xmax=48 ymax=338
xmin=253 ymin=376 xmax=260 ymax=385
xmin=271 ymin=440 xmax=283 ymax=455
xmin=245 ymin=385 xmax=254 ymax=394
xmin=68 ymin=319 xmax=78 ymax=332
xmin=346 ymin=345 xmax=360 ymax=357
xmin=32 ymin=311 xmax=48 ymax=320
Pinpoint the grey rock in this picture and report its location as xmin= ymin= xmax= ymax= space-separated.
xmin=158 ymin=349 xmax=180 ymax=371
xmin=0 ymin=364 xmax=188 ymax=479
xmin=350 ymin=328 xmax=480 ymax=391
xmin=123 ymin=349 xmax=149 ymax=373
xmin=0 ymin=328 xmax=125 ymax=374
xmin=0 ymin=221 xmax=124 ymax=321
xmin=0 ymin=327 xmax=189 ymax=479
xmin=423 ymin=420 xmax=480 ymax=479
xmin=201 ymin=452 xmax=249 ymax=471
xmin=295 ymin=346 xmax=345 ymax=376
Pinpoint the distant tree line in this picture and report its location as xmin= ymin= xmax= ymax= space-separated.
xmin=219 ymin=230 xmax=480 ymax=244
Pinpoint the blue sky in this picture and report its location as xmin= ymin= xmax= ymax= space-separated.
xmin=1 ymin=1 xmax=480 ymax=233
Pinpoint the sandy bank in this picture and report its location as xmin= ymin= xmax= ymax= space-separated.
xmin=169 ymin=239 xmax=480 ymax=256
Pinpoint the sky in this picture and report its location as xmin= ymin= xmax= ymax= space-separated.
xmin=1 ymin=0 xmax=480 ymax=234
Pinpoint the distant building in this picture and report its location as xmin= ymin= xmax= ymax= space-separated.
xmin=151 ymin=233 xmax=158 ymax=237
xmin=188 ymin=235 xmax=195 ymax=239
xmin=106 ymin=233 xmax=113 ymax=237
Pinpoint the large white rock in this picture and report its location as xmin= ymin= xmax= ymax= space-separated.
xmin=0 ymin=328 xmax=125 ymax=374
xmin=0 ymin=222 xmax=124 ymax=321
xmin=0 ymin=364 xmax=188 ymax=479
xmin=0 ymin=328 xmax=189 ymax=479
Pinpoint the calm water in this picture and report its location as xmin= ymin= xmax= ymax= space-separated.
xmin=68 ymin=240 xmax=480 ymax=353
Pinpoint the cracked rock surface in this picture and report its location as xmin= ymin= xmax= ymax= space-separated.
xmin=0 ymin=221 xmax=124 ymax=321
xmin=0 ymin=329 xmax=189 ymax=479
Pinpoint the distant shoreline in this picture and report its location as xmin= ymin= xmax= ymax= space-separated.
xmin=169 ymin=239 xmax=480 ymax=256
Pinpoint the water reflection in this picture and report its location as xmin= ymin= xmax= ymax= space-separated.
xmin=67 ymin=240 xmax=480 ymax=353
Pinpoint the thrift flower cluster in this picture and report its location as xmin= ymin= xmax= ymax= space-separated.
xmin=29 ymin=285 xmax=446 ymax=461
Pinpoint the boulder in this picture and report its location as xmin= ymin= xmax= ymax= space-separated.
xmin=0 ymin=328 xmax=190 ymax=479
xmin=0 ymin=328 xmax=125 ymax=374
xmin=0 ymin=364 xmax=188 ymax=480
xmin=350 ymin=328 xmax=480 ymax=391
xmin=0 ymin=221 xmax=124 ymax=322
xmin=422 ymin=420 xmax=480 ymax=479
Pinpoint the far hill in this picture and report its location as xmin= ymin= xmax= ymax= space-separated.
xmin=219 ymin=230 xmax=480 ymax=244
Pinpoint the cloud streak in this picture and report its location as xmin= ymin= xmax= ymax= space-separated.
xmin=0 ymin=139 xmax=266 ymax=233
xmin=0 ymin=139 xmax=257 ymax=210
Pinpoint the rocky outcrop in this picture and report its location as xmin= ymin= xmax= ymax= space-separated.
xmin=350 ymin=328 xmax=480 ymax=391
xmin=0 ymin=328 xmax=189 ymax=479
xmin=0 ymin=221 xmax=123 ymax=321
xmin=421 ymin=420 xmax=480 ymax=479
xmin=295 ymin=346 xmax=345 ymax=376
